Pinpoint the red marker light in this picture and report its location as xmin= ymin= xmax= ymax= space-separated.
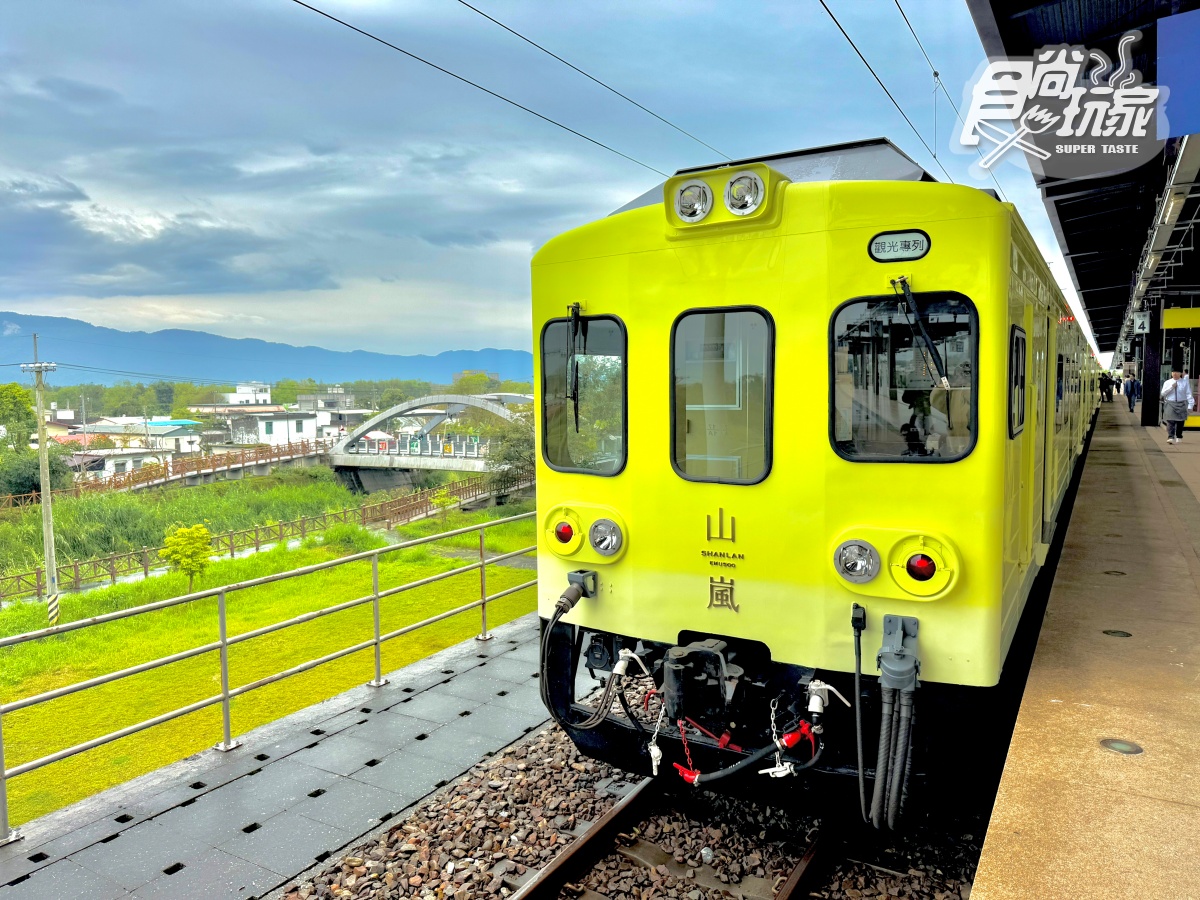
xmin=554 ymin=522 xmax=574 ymax=543
xmin=906 ymin=554 xmax=937 ymax=581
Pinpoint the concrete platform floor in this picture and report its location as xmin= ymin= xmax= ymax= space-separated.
xmin=973 ymin=404 xmax=1200 ymax=900
xmin=0 ymin=613 xmax=551 ymax=899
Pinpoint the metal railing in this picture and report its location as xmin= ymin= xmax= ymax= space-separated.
xmin=0 ymin=472 xmax=532 ymax=602
xmin=0 ymin=439 xmax=333 ymax=509
xmin=0 ymin=510 xmax=538 ymax=845
xmin=346 ymin=435 xmax=493 ymax=458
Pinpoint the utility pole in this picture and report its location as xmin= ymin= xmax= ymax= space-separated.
xmin=21 ymin=335 xmax=59 ymax=625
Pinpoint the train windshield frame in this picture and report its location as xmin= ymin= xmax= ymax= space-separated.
xmin=540 ymin=315 xmax=627 ymax=476
xmin=830 ymin=292 xmax=978 ymax=463
xmin=670 ymin=306 xmax=775 ymax=485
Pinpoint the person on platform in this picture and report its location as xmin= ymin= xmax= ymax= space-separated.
xmin=1125 ymin=374 xmax=1141 ymax=412
xmin=1099 ymin=373 xmax=1114 ymax=402
xmin=1161 ymin=370 xmax=1194 ymax=444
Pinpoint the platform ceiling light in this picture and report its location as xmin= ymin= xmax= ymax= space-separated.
xmin=834 ymin=540 xmax=880 ymax=584
xmin=588 ymin=518 xmax=624 ymax=556
xmin=675 ymin=180 xmax=713 ymax=222
xmin=724 ymin=171 xmax=765 ymax=216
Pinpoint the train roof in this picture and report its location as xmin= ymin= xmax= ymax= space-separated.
xmin=611 ymin=138 xmax=941 ymax=216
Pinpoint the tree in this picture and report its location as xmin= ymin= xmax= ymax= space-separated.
xmin=160 ymin=523 xmax=213 ymax=592
xmin=150 ymin=381 xmax=175 ymax=414
xmin=60 ymin=434 xmax=116 ymax=450
xmin=451 ymin=373 xmax=490 ymax=396
xmin=484 ymin=404 xmax=535 ymax=486
xmin=431 ymin=488 xmax=459 ymax=524
xmin=0 ymin=383 xmax=36 ymax=450
xmin=0 ymin=449 xmax=73 ymax=495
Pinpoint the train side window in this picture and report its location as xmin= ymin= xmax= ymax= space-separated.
xmin=1055 ymin=354 xmax=1065 ymax=430
xmin=1009 ymin=326 xmax=1026 ymax=438
xmin=540 ymin=315 xmax=626 ymax=475
xmin=831 ymin=292 xmax=977 ymax=462
xmin=671 ymin=308 xmax=774 ymax=484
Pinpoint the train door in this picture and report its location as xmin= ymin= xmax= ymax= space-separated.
xmin=1042 ymin=318 xmax=1062 ymax=542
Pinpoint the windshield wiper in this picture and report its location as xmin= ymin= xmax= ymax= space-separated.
xmin=566 ymin=303 xmax=583 ymax=433
xmin=892 ymin=276 xmax=950 ymax=390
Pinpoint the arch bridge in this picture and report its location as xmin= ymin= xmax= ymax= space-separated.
xmin=328 ymin=393 xmax=530 ymax=474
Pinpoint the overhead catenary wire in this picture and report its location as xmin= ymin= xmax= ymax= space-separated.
xmin=54 ymin=363 xmax=257 ymax=387
xmin=452 ymin=0 xmax=730 ymax=161
xmin=892 ymin=0 xmax=1008 ymax=202
xmin=288 ymin=0 xmax=667 ymax=177
xmin=816 ymin=0 xmax=955 ymax=185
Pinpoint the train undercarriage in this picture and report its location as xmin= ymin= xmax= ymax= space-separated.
xmin=539 ymin=585 xmax=1016 ymax=829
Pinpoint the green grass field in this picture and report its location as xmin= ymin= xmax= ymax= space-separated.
xmin=0 ymin=465 xmax=373 ymax=573
xmin=0 ymin=502 xmax=536 ymax=826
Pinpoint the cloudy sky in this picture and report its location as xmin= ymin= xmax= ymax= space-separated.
xmin=1 ymin=0 xmax=1096 ymax=357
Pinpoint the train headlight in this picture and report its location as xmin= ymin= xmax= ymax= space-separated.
xmin=674 ymin=180 xmax=713 ymax=222
xmin=588 ymin=518 xmax=623 ymax=556
xmin=834 ymin=540 xmax=880 ymax=583
xmin=724 ymin=171 xmax=765 ymax=216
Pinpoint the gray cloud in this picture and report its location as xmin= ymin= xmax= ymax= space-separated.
xmin=0 ymin=0 xmax=1091 ymax=355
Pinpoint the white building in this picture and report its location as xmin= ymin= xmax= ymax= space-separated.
xmin=74 ymin=421 xmax=202 ymax=454
xmin=230 ymin=411 xmax=318 ymax=446
xmin=221 ymin=382 xmax=272 ymax=405
xmin=69 ymin=448 xmax=175 ymax=479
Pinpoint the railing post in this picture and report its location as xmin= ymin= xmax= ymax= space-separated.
xmin=142 ymin=547 xmax=150 ymax=578
xmin=215 ymin=590 xmax=241 ymax=751
xmin=475 ymin=528 xmax=493 ymax=642
xmin=368 ymin=553 xmax=387 ymax=687
xmin=0 ymin=711 xmax=22 ymax=846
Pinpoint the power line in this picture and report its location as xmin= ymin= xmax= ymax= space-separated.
xmin=893 ymin=0 xmax=1008 ymax=202
xmin=55 ymin=363 xmax=240 ymax=386
xmin=816 ymin=0 xmax=955 ymax=184
xmin=452 ymin=0 xmax=729 ymax=161
xmin=288 ymin=0 xmax=667 ymax=177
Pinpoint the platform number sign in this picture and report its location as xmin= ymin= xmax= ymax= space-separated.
xmin=1133 ymin=312 xmax=1150 ymax=334
xmin=1121 ymin=341 xmax=1131 ymax=354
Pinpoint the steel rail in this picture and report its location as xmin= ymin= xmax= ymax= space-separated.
xmin=775 ymin=838 xmax=828 ymax=900
xmin=509 ymin=777 xmax=658 ymax=900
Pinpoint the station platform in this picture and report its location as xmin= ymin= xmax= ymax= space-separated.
xmin=0 ymin=614 xmax=550 ymax=899
xmin=973 ymin=404 xmax=1200 ymax=899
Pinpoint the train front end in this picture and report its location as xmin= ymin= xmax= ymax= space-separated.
xmin=532 ymin=150 xmax=1016 ymax=826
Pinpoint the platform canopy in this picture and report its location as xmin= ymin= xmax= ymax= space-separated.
xmin=967 ymin=0 xmax=1200 ymax=355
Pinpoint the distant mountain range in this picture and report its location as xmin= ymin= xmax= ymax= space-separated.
xmin=0 ymin=312 xmax=533 ymax=386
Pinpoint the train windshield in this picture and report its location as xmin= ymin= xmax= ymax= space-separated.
xmin=541 ymin=316 xmax=626 ymax=475
xmin=672 ymin=308 xmax=774 ymax=483
xmin=831 ymin=292 xmax=977 ymax=461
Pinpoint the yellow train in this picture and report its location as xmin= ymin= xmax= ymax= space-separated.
xmin=532 ymin=139 xmax=1097 ymax=827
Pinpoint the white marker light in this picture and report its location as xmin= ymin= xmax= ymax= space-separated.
xmin=675 ymin=180 xmax=713 ymax=222
xmin=724 ymin=171 xmax=765 ymax=216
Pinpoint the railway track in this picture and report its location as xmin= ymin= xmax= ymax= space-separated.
xmin=510 ymin=777 xmax=828 ymax=900
xmin=280 ymin=724 xmax=978 ymax=900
